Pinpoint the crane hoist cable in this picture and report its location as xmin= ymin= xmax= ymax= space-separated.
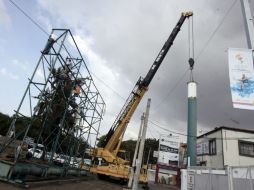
xmin=188 ymin=15 xmax=195 ymax=82
xmin=152 ymin=15 xmax=194 ymax=112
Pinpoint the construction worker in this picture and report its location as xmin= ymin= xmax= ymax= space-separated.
xmin=74 ymin=85 xmax=81 ymax=95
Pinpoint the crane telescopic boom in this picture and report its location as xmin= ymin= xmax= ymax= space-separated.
xmin=100 ymin=12 xmax=193 ymax=155
xmin=91 ymin=12 xmax=193 ymax=182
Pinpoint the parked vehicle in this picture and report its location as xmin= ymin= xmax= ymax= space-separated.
xmin=45 ymin=152 xmax=57 ymax=161
xmin=28 ymin=148 xmax=43 ymax=159
xmin=54 ymin=154 xmax=70 ymax=166
xmin=70 ymin=158 xmax=79 ymax=168
xmin=83 ymin=159 xmax=91 ymax=166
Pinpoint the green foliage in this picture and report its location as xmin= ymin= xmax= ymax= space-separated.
xmin=0 ymin=111 xmax=88 ymax=155
xmin=0 ymin=112 xmax=11 ymax=135
xmin=144 ymin=138 xmax=159 ymax=164
xmin=96 ymin=132 xmax=159 ymax=165
xmin=97 ymin=135 xmax=106 ymax=147
xmin=121 ymin=139 xmax=137 ymax=163
xmin=121 ymin=138 xmax=159 ymax=165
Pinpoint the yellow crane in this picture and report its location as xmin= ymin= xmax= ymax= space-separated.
xmin=90 ymin=11 xmax=193 ymax=182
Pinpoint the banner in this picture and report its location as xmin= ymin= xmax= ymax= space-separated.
xmin=228 ymin=48 xmax=254 ymax=110
xmin=158 ymin=135 xmax=180 ymax=164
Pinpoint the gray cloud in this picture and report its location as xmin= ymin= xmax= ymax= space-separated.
xmin=37 ymin=0 xmax=254 ymax=140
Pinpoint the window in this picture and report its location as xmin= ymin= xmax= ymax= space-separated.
xmin=209 ymin=139 xmax=216 ymax=155
xmin=199 ymin=161 xmax=207 ymax=166
xmin=239 ymin=140 xmax=254 ymax=157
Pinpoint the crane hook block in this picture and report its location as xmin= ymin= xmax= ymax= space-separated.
xmin=189 ymin=58 xmax=194 ymax=70
xmin=182 ymin=11 xmax=193 ymax=17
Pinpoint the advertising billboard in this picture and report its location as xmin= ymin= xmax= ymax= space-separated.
xmin=158 ymin=135 xmax=180 ymax=164
xmin=228 ymin=48 xmax=254 ymax=110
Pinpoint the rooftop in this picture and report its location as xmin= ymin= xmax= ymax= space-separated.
xmin=197 ymin=126 xmax=254 ymax=139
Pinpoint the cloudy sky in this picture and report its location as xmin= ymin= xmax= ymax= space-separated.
xmin=0 ymin=0 xmax=253 ymax=142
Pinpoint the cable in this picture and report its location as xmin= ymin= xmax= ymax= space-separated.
xmin=191 ymin=16 xmax=194 ymax=60
xmin=9 ymin=0 xmax=244 ymax=142
xmin=147 ymin=127 xmax=156 ymax=139
xmin=148 ymin=121 xmax=254 ymax=140
xmin=195 ymin=0 xmax=238 ymax=61
xmin=8 ymin=0 xmax=50 ymax=36
xmin=122 ymin=0 xmax=238 ymax=117
xmin=90 ymin=71 xmax=127 ymax=101
xmin=152 ymin=68 xmax=189 ymax=112
xmin=152 ymin=15 xmax=193 ymax=112
xmin=8 ymin=0 xmax=191 ymax=117
xmin=189 ymin=15 xmax=195 ymax=81
xmin=7 ymin=0 xmax=188 ymax=130
xmin=149 ymin=0 xmax=239 ymax=138
xmin=149 ymin=120 xmax=188 ymax=137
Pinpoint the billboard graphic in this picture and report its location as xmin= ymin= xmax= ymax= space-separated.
xmin=228 ymin=48 xmax=254 ymax=110
xmin=158 ymin=135 xmax=180 ymax=164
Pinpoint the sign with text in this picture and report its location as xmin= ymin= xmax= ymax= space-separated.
xmin=187 ymin=173 xmax=195 ymax=190
xmin=153 ymin=151 xmax=159 ymax=158
xmin=158 ymin=135 xmax=180 ymax=164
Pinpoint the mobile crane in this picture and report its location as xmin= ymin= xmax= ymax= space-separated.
xmin=90 ymin=11 xmax=193 ymax=181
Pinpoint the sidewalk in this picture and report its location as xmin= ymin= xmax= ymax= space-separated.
xmin=146 ymin=183 xmax=180 ymax=190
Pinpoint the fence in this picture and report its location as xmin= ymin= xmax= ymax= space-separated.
xmin=181 ymin=166 xmax=254 ymax=190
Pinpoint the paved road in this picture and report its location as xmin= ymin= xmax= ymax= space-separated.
xmin=0 ymin=178 xmax=179 ymax=190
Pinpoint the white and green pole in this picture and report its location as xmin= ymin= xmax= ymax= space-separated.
xmin=187 ymin=58 xmax=197 ymax=166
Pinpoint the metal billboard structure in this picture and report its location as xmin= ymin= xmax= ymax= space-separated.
xmin=0 ymin=29 xmax=105 ymax=181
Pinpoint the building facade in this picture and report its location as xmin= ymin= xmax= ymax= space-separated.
xmin=197 ymin=126 xmax=254 ymax=168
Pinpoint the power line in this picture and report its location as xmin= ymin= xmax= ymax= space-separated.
xmin=150 ymin=0 xmax=239 ymax=134
xmin=147 ymin=127 xmax=156 ymax=139
xmin=148 ymin=121 xmax=254 ymax=140
xmin=90 ymin=71 xmax=127 ymax=101
xmin=8 ymin=0 xmax=191 ymax=126
xmin=8 ymin=0 xmax=49 ymax=36
xmin=148 ymin=120 xmax=188 ymax=137
xmin=9 ymin=0 xmax=190 ymax=116
xmin=148 ymin=0 xmax=238 ymax=112
xmin=152 ymin=68 xmax=189 ymax=112
xmin=9 ymin=0 xmax=244 ymax=142
xmin=195 ymin=0 xmax=238 ymax=61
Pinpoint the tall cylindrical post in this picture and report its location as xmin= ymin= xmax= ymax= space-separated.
xmin=132 ymin=98 xmax=151 ymax=190
xmin=240 ymin=0 xmax=254 ymax=49
xmin=128 ymin=113 xmax=144 ymax=188
xmin=187 ymin=81 xmax=197 ymax=166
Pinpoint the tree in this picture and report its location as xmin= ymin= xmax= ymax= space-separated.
xmin=0 ymin=112 xmax=11 ymax=135
xmin=143 ymin=138 xmax=159 ymax=164
xmin=97 ymin=135 xmax=106 ymax=147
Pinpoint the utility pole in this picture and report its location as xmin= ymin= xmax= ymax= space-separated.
xmin=186 ymin=13 xmax=196 ymax=166
xmin=187 ymin=58 xmax=197 ymax=166
xmin=128 ymin=113 xmax=145 ymax=188
xmin=240 ymin=0 xmax=254 ymax=49
xmin=146 ymin=148 xmax=151 ymax=166
xmin=132 ymin=98 xmax=151 ymax=190
xmin=187 ymin=81 xmax=197 ymax=166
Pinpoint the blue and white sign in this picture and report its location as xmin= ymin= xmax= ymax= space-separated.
xmin=228 ymin=48 xmax=254 ymax=110
xmin=158 ymin=135 xmax=180 ymax=164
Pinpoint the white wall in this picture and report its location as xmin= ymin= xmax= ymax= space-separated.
xmin=197 ymin=128 xmax=254 ymax=168
xmin=147 ymin=169 xmax=156 ymax=182
xmin=181 ymin=166 xmax=254 ymax=190
xmin=222 ymin=129 xmax=254 ymax=166
xmin=197 ymin=130 xmax=223 ymax=168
